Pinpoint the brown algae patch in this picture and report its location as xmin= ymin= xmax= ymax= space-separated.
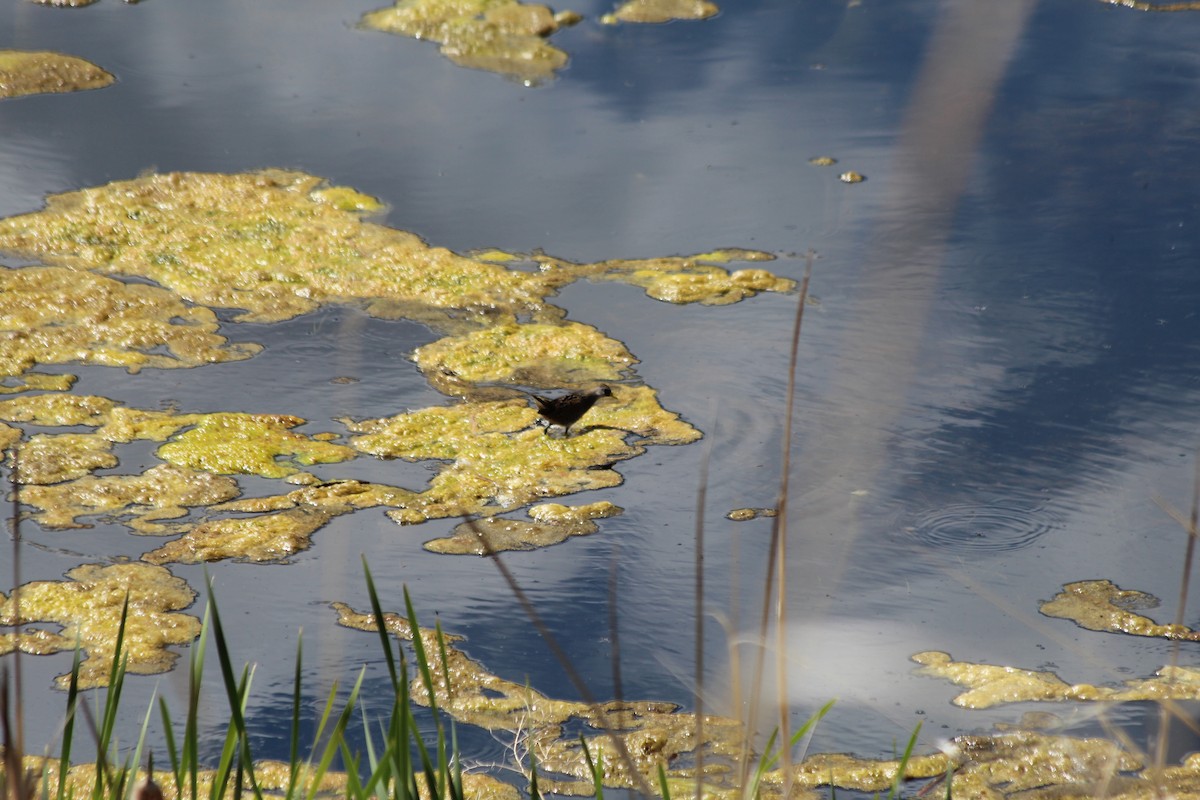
xmin=414 ymin=321 xmax=637 ymax=394
xmin=1 ymin=265 xmax=261 ymax=392
xmin=0 ymin=50 xmax=113 ymax=99
xmin=361 ymin=0 xmax=576 ymax=84
xmin=424 ymin=500 xmax=621 ymax=553
xmin=0 ymin=563 xmax=199 ymax=689
xmin=1040 ymin=579 xmax=1200 ymax=640
xmin=19 ymin=464 xmax=240 ymax=531
xmin=602 ymin=0 xmax=719 ymax=24
xmin=0 ymin=170 xmax=551 ymax=326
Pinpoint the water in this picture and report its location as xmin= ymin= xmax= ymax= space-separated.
xmin=4 ymin=0 xmax=1200 ymax=783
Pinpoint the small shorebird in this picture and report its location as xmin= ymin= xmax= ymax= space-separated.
xmin=529 ymin=385 xmax=613 ymax=436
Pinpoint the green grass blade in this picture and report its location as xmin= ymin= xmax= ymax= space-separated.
xmin=304 ymin=668 xmax=364 ymax=800
xmin=286 ymin=630 xmax=303 ymax=800
xmin=656 ymin=763 xmax=671 ymax=800
xmin=158 ymin=699 xmax=180 ymax=795
xmin=205 ymin=577 xmax=262 ymax=800
xmin=887 ymin=722 xmax=921 ymax=799
xmin=403 ymin=587 xmax=439 ymax=716
xmin=362 ymin=559 xmax=400 ymax=693
xmin=55 ymin=644 xmax=82 ymax=800
xmin=120 ymin=689 xmax=157 ymax=800
xmin=579 ymin=737 xmax=603 ymax=800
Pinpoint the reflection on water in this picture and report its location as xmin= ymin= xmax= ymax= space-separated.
xmin=3 ymin=0 xmax=1200 ymax=780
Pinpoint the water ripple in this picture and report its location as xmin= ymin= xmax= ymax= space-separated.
xmin=905 ymin=500 xmax=1060 ymax=553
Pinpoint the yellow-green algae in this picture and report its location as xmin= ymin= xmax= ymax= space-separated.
xmin=913 ymin=650 xmax=1200 ymax=709
xmin=1040 ymin=578 xmax=1200 ymax=640
xmin=413 ymin=321 xmax=636 ymax=394
xmin=2 ymin=390 xmax=691 ymax=560
xmin=1 ymin=265 xmax=261 ymax=392
xmin=0 ymin=50 xmax=113 ymax=99
xmin=333 ymin=601 xmax=1176 ymax=800
xmin=345 ymin=385 xmax=698 ymax=524
xmin=0 ymin=172 xmax=795 ymax=334
xmin=0 ymin=170 xmax=552 ymax=327
xmin=424 ymin=500 xmax=621 ymax=553
xmin=1 ymin=395 xmax=356 ymax=480
xmin=725 ymin=506 xmax=777 ymax=521
xmin=0 ymin=563 xmax=199 ymax=689
xmin=141 ymin=480 xmax=414 ymax=564
xmin=7 ymin=755 xmax=519 ymax=800
xmin=602 ymin=0 xmax=718 ymax=24
xmin=361 ymin=0 xmax=574 ymax=84
xmin=19 ymin=464 xmax=240 ymax=531
xmin=534 ymin=248 xmax=794 ymax=306
xmin=0 ymin=392 xmax=117 ymax=426
xmin=16 ymin=432 xmax=117 ymax=484
xmin=156 ymin=412 xmax=355 ymax=478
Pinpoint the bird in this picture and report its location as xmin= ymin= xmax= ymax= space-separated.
xmin=528 ymin=385 xmax=613 ymax=436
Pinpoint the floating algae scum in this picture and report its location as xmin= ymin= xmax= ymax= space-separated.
xmin=6 ymin=171 xmax=1200 ymax=796
xmin=6 ymin=0 xmax=1200 ymax=796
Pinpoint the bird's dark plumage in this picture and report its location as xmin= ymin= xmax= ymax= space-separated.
xmin=530 ymin=385 xmax=613 ymax=436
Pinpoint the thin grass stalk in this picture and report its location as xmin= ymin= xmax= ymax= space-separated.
xmin=694 ymin=426 xmax=713 ymax=800
xmin=1153 ymin=455 xmax=1200 ymax=778
xmin=8 ymin=449 xmax=26 ymax=798
xmin=529 ymin=747 xmax=541 ymax=800
xmin=464 ymin=517 xmax=655 ymax=798
xmin=773 ymin=253 xmax=813 ymax=795
xmin=204 ymin=580 xmax=262 ymax=800
xmin=607 ymin=543 xmax=624 ymax=737
xmin=743 ymin=252 xmax=814 ymax=794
